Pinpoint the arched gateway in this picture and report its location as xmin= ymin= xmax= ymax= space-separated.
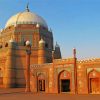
xmin=88 ymin=69 xmax=100 ymax=94
xmin=37 ymin=73 xmax=45 ymax=92
xmin=58 ymin=70 xmax=71 ymax=93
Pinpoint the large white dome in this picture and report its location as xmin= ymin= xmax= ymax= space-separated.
xmin=5 ymin=9 xmax=48 ymax=28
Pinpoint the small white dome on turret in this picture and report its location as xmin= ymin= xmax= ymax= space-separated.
xmin=9 ymin=38 xmax=16 ymax=43
xmin=39 ymin=38 xmax=45 ymax=44
xmin=25 ymin=40 xmax=31 ymax=46
xmin=36 ymin=23 xmax=40 ymax=28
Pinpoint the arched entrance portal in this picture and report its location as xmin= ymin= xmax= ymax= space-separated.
xmin=88 ymin=70 xmax=100 ymax=94
xmin=0 ymin=68 xmax=3 ymax=87
xmin=58 ymin=70 xmax=71 ymax=93
xmin=37 ymin=73 xmax=45 ymax=92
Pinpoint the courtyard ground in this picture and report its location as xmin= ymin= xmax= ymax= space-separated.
xmin=0 ymin=88 xmax=100 ymax=100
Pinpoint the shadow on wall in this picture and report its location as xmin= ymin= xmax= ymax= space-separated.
xmin=15 ymin=53 xmax=26 ymax=88
xmin=0 ymin=68 xmax=3 ymax=87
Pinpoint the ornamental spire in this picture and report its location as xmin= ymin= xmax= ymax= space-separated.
xmin=55 ymin=42 xmax=59 ymax=47
xmin=26 ymin=3 xmax=30 ymax=12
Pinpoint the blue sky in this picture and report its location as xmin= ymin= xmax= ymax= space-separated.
xmin=0 ymin=0 xmax=100 ymax=59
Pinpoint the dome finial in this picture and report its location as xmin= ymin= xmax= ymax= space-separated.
xmin=26 ymin=2 xmax=30 ymax=12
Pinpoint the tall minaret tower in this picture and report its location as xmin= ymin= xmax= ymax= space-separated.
xmin=38 ymin=38 xmax=46 ymax=64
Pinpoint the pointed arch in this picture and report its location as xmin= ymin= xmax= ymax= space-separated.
xmin=88 ymin=69 xmax=100 ymax=94
xmin=58 ymin=70 xmax=71 ymax=93
xmin=37 ymin=73 xmax=46 ymax=92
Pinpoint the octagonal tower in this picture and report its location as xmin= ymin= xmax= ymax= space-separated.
xmin=0 ymin=5 xmax=56 ymax=88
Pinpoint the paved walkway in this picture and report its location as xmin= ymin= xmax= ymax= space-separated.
xmin=0 ymin=93 xmax=100 ymax=100
xmin=0 ymin=88 xmax=25 ymax=94
xmin=0 ymin=88 xmax=100 ymax=100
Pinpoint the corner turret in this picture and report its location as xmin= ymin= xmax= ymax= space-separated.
xmin=54 ymin=42 xmax=61 ymax=59
xmin=38 ymin=38 xmax=46 ymax=64
xmin=3 ymin=39 xmax=16 ymax=88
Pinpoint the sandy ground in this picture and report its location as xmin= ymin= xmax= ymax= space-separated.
xmin=0 ymin=93 xmax=100 ymax=100
xmin=0 ymin=88 xmax=100 ymax=100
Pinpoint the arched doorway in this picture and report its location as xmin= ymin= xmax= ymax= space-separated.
xmin=0 ymin=68 xmax=3 ymax=87
xmin=58 ymin=70 xmax=71 ymax=93
xmin=88 ymin=70 xmax=100 ymax=94
xmin=37 ymin=73 xmax=45 ymax=92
